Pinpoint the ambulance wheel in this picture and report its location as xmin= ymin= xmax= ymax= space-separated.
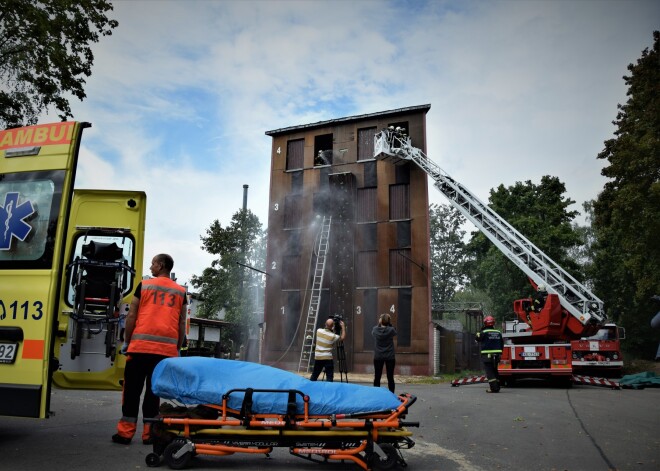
xmin=374 ymin=443 xmax=398 ymax=470
xmin=164 ymin=441 xmax=193 ymax=470
xmin=145 ymin=453 xmax=161 ymax=467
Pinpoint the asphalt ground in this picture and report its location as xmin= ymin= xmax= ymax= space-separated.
xmin=0 ymin=377 xmax=658 ymax=471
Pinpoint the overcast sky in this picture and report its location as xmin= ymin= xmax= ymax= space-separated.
xmin=60 ymin=0 xmax=659 ymax=287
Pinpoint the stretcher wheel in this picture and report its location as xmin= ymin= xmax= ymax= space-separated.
xmin=373 ymin=443 xmax=398 ymax=470
xmin=164 ymin=441 xmax=193 ymax=470
xmin=145 ymin=453 xmax=161 ymax=467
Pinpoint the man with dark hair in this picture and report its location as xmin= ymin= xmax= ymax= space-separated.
xmin=372 ymin=313 xmax=397 ymax=393
xmin=112 ymin=254 xmax=187 ymax=445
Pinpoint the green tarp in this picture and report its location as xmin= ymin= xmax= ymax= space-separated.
xmin=619 ymin=371 xmax=660 ymax=389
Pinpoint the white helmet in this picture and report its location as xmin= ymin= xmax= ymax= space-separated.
xmin=537 ymin=284 xmax=547 ymax=293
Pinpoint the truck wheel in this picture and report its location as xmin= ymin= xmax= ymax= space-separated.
xmin=163 ymin=441 xmax=193 ymax=470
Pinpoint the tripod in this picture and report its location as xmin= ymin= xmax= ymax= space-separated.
xmin=335 ymin=341 xmax=348 ymax=383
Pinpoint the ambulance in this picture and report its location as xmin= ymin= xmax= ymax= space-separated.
xmin=0 ymin=122 xmax=146 ymax=418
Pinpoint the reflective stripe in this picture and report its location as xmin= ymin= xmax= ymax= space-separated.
xmin=132 ymin=333 xmax=178 ymax=345
xmin=141 ymin=283 xmax=187 ymax=298
xmin=315 ymin=329 xmax=338 ymax=360
xmin=130 ymin=277 xmax=186 ymax=357
xmin=482 ymin=349 xmax=503 ymax=354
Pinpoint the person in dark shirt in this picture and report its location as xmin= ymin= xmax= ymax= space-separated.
xmin=372 ymin=313 xmax=397 ymax=393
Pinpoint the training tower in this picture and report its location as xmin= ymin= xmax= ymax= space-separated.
xmin=263 ymin=105 xmax=433 ymax=375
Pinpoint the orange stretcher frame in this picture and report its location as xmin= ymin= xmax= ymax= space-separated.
xmin=145 ymin=388 xmax=418 ymax=470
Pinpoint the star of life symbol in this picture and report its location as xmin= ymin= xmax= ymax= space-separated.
xmin=1 ymin=192 xmax=35 ymax=251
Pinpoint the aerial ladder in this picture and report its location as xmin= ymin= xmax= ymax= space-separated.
xmin=374 ymin=127 xmax=625 ymax=385
xmin=298 ymin=215 xmax=332 ymax=373
xmin=374 ymin=127 xmax=605 ymax=333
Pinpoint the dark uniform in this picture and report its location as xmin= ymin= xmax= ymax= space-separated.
xmin=476 ymin=326 xmax=503 ymax=392
xmin=533 ymin=290 xmax=548 ymax=312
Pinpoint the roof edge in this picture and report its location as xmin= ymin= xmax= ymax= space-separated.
xmin=265 ymin=104 xmax=431 ymax=137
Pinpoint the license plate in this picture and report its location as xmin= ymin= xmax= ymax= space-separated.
xmin=0 ymin=342 xmax=18 ymax=364
xmin=520 ymin=351 xmax=540 ymax=357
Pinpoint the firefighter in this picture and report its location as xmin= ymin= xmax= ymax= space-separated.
xmin=533 ymin=284 xmax=548 ymax=312
xmin=476 ymin=316 xmax=503 ymax=393
xmin=112 ymin=254 xmax=187 ymax=445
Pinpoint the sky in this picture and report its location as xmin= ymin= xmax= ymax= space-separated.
xmin=55 ymin=0 xmax=659 ymax=288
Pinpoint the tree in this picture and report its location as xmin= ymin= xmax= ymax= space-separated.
xmin=465 ymin=176 xmax=582 ymax=321
xmin=592 ymin=31 xmax=660 ymax=358
xmin=429 ymin=203 xmax=469 ymax=305
xmin=0 ymin=0 xmax=118 ymax=128
xmin=568 ymin=201 xmax=597 ymax=290
xmin=191 ymin=209 xmax=266 ymax=344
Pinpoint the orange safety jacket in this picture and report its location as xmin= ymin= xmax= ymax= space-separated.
xmin=128 ymin=277 xmax=187 ymax=357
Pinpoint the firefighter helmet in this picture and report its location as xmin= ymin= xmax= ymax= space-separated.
xmin=537 ymin=284 xmax=547 ymax=293
xmin=484 ymin=316 xmax=495 ymax=327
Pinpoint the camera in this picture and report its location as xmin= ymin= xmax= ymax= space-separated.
xmin=330 ymin=315 xmax=344 ymax=334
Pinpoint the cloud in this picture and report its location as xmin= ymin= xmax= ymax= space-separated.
xmin=52 ymin=0 xmax=659 ymax=286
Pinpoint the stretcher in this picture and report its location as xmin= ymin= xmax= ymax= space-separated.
xmin=144 ymin=358 xmax=418 ymax=470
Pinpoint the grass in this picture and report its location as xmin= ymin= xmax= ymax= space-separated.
xmin=622 ymin=358 xmax=659 ymax=376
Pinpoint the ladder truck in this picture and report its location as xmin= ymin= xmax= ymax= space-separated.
xmin=374 ymin=126 xmax=624 ymax=382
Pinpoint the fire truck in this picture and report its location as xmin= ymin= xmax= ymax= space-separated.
xmin=0 ymin=121 xmax=146 ymax=418
xmin=374 ymin=127 xmax=624 ymax=382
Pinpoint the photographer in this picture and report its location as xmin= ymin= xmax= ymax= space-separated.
xmin=310 ymin=316 xmax=346 ymax=382
xmin=372 ymin=313 xmax=397 ymax=393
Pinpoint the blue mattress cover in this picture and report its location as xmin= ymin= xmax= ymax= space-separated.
xmin=151 ymin=357 xmax=401 ymax=416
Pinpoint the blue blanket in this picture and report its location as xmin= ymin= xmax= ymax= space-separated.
xmin=151 ymin=357 xmax=401 ymax=416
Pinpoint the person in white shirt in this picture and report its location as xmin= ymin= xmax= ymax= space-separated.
xmin=309 ymin=317 xmax=346 ymax=382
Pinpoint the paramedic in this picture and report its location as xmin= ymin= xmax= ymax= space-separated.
xmin=476 ymin=316 xmax=503 ymax=393
xmin=372 ymin=313 xmax=397 ymax=393
xmin=310 ymin=317 xmax=346 ymax=382
xmin=112 ymin=254 xmax=187 ymax=445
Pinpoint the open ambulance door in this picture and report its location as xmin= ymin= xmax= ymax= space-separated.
xmin=52 ymin=190 xmax=146 ymax=391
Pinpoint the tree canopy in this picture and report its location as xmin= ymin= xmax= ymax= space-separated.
xmin=592 ymin=31 xmax=660 ymax=357
xmin=191 ymin=209 xmax=266 ymax=342
xmin=429 ymin=203 xmax=468 ymax=305
xmin=465 ymin=176 xmax=582 ymax=321
xmin=0 ymin=0 xmax=118 ymax=128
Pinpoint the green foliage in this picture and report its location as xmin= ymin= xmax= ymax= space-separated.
xmin=191 ymin=209 xmax=266 ymax=343
xmin=465 ymin=176 xmax=582 ymax=321
xmin=0 ymin=0 xmax=118 ymax=127
xmin=429 ymin=203 xmax=468 ymax=304
xmin=569 ymin=201 xmax=597 ymax=289
xmin=592 ymin=31 xmax=660 ymax=358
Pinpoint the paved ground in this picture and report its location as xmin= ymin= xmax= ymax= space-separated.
xmin=0 ymin=376 xmax=658 ymax=471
